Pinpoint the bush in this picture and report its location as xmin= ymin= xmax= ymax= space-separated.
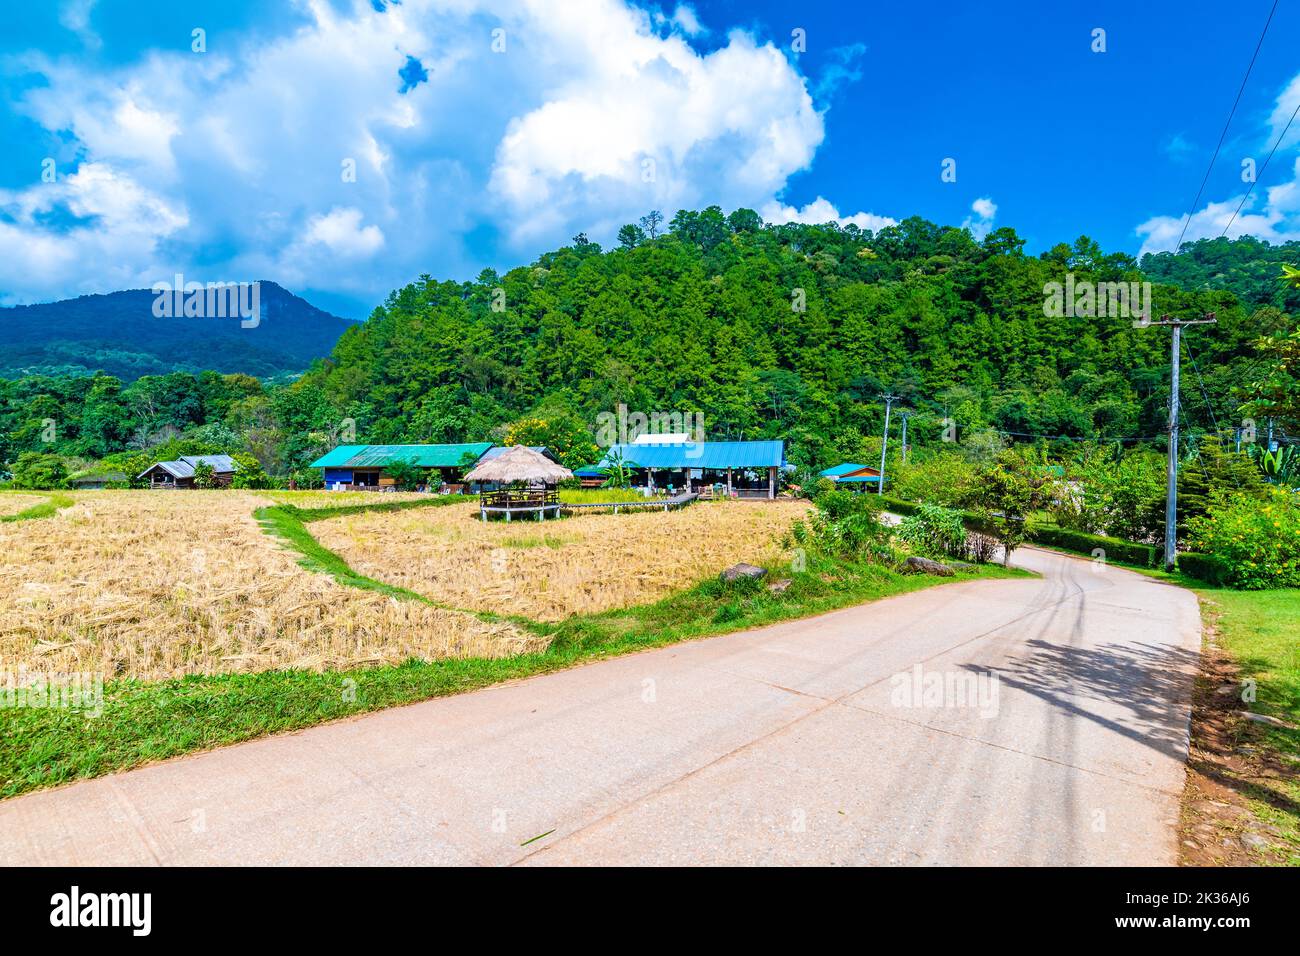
xmin=879 ymin=495 xmax=921 ymax=516
xmin=192 ymin=461 xmax=218 ymax=489
xmin=811 ymin=476 xmax=837 ymax=498
xmin=1027 ymin=523 xmax=1155 ymax=567
xmin=7 ymin=452 xmax=69 ymax=490
xmin=789 ymin=494 xmax=895 ymax=564
xmin=1186 ymin=488 xmax=1300 ymax=589
xmin=897 ymin=503 xmax=967 ymax=559
xmin=382 ymin=458 xmax=425 ymax=491
xmin=230 ymin=452 xmax=273 ymax=490
xmin=965 ymin=532 xmax=1000 ymax=563
xmin=1177 ymin=552 xmax=1231 ymax=586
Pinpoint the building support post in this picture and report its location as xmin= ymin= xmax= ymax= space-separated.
xmin=726 ymin=468 xmax=733 ymax=497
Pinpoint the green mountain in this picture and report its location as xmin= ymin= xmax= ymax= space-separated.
xmin=0 ymin=281 xmax=355 ymax=381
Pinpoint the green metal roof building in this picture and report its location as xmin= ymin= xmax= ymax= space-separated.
xmin=311 ymin=443 xmax=492 ymax=488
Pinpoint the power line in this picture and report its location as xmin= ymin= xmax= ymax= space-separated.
xmin=1173 ymin=0 xmax=1279 ymax=254
xmin=1220 ymin=94 xmax=1300 ymax=239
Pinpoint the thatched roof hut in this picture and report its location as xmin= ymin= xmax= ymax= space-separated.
xmin=463 ymin=445 xmax=573 ymax=485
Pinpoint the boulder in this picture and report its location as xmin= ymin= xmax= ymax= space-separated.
xmin=721 ymin=563 xmax=767 ymax=583
xmin=897 ymin=556 xmax=955 ymax=577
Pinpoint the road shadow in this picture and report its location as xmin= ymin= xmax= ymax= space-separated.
xmin=973 ymin=638 xmax=1200 ymax=762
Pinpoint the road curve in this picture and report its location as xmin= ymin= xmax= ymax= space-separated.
xmin=0 ymin=548 xmax=1201 ymax=866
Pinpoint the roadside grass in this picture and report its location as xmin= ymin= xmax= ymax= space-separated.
xmin=0 ymin=502 xmax=1027 ymax=799
xmin=1189 ymin=586 xmax=1300 ymax=865
xmin=0 ymin=491 xmax=73 ymax=522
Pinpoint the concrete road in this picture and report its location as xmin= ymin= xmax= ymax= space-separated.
xmin=0 ymin=548 xmax=1201 ymax=866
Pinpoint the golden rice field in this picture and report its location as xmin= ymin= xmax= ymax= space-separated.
xmin=0 ymin=492 xmax=541 ymax=681
xmin=261 ymin=490 xmax=438 ymax=509
xmin=314 ymin=499 xmax=812 ymax=621
xmin=0 ymin=493 xmax=47 ymax=517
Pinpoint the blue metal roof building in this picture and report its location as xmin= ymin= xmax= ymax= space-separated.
xmin=596 ymin=440 xmax=786 ymax=498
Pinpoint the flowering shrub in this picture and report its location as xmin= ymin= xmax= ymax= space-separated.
xmin=1186 ymin=488 xmax=1300 ymax=589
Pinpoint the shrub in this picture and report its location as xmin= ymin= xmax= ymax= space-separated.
xmin=1177 ymin=552 xmax=1231 ymax=586
xmin=897 ymin=503 xmax=967 ymax=559
xmin=879 ymin=495 xmax=921 ymax=516
xmin=1186 ymin=488 xmax=1300 ymax=589
xmin=8 ymin=452 xmax=69 ymax=490
xmin=789 ymin=493 xmax=895 ymax=564
xmin=965 ymin=532 xmax=1000 ymax=564
xmin=230 ymin=452 xmax=273 ymax=490
xmin=382 ymin=458 xmax=425 ymax=491
xmin=1027 ymin=524 xmax=1155 ymax=567
xmin=811 ymin=476 xmax=837 ymax=498
xmin=192 ymin=461 xmax=218 ymax=489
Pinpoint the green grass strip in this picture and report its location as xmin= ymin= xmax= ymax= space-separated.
xmin=0 ymin=492 xmax=74 ymax=523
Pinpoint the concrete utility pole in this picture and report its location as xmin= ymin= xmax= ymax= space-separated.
xmin=900 ymin=412 xmax=910 ymax=464
xmin=878 ymin=393 xmax=898 ymax=495
xmin=1143 ymin=313 xmax=1217 ymax=570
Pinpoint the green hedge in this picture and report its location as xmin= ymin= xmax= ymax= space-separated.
xmin=884 ymin=498 xmax=1162 ymax=567
xmin=1025 ymin=523 xmax=1156 ymax=567
xmin=1177 ymin=551 xmax=1232 ymax=586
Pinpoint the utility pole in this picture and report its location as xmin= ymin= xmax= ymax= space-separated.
xmin=1143 ymin=313 xmax=1216 ymax=570
xmin=900 ymin=412 xmax=909 ymax=464
xmin=878 ymin=393 xmax=898 ymax=495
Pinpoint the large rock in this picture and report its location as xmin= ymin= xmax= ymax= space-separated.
xmin=721 ymin=563 xmax=767 ymax=583
xmin=897 ymin=556 xmax=955 ymax=577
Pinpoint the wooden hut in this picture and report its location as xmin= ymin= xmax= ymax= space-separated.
xmin=138 ymin=455 xmax=239 ymax=489
xmin=462 ymin=445 xmax=573 ymax=521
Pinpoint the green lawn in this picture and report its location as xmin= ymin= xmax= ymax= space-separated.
xmin=1194 ymin=585 xmax=1300 ymax=864
xmin=0 ymin=500 xmax=1027 ymax=799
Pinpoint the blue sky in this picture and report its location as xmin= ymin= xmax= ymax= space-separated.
xmin=1 ymin=0 xmax=1298 ymax=317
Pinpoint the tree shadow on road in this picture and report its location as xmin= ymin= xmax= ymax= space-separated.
xmin=973 ymin=638 xmax=1201 ymax=762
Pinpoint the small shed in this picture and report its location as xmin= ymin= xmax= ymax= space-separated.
xmin=463 ymin=445 xmax=573 ymax=521
xmin=820 ymin=463 xmax=881 ymax=490
xmin=67 ymin=471 xmax=128 ymax=490
xmin=138 ymin=455 xmax=240 ymax=489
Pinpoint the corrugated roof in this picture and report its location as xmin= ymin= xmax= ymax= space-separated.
xmin=137 ymin=454 xmax=240 ymax=480
xmin=835 ymin=474 xmax=881 ymax=483
xmin=820 ymin=462 xmax=870 ymax=477
xmin=598 ymin=440 xmax=784 ymax=470
xmin=309 ymin=443 xmax=493 ymax=469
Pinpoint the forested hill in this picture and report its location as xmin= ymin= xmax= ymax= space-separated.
xmin=0 ymin=281 xmax=354 ymax=381
xmin=1141 ymin=235 xmax=1300 ymax=310
xmin=302 ymin=211 xmax=1292 ymax=468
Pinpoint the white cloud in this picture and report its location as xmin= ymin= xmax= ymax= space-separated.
xmin=303 ymin=207 xmax=386 ymax=257
xmin=1137 ymin=71 xmax=1300 ymax=256
xmin=58 ymin=0 xmax=101 ymax=51
xmin=0 ymin=0 xmax=835 ymax=308
xmin=670 ymin=5 xmax=706 ymax=36
xmin=962 ymin=196 xmax=997 ymax=240
xmin=761 ymin=196 xmax=896 ymax=232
